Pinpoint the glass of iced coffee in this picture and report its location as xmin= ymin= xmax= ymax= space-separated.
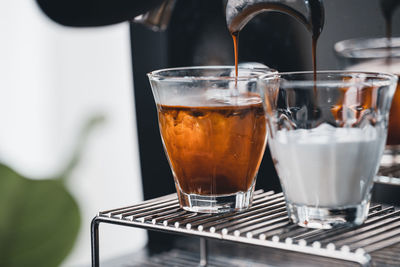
xmin=260 ymin=71 xmax=397 ymax=228
xmin=147 ymin=66 xmax=274 ymax=213
xmin=335 ymin=37 xmax=400 ymax=166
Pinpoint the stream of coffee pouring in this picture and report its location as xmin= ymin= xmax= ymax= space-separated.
xmin=226 ymin=0 xmax=324 ymax=85
xmin=380 ymin=0 xmax=400 ymax=65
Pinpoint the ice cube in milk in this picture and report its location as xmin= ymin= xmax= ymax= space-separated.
xmin=269 ymin=123 xmax=385 ymax=207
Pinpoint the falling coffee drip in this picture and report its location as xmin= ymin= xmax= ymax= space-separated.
xmin=380 ymin=0 xmax=400 ymax=65
xmin=232 ymin=32 xmax=239 ymax=83
xmin=227 ymin=0 xmax=324 ymax=84
xmin=308 ymin=0 xmax=324 ymax=84
xmin=380 ymin=0 xmax=400 ymax=39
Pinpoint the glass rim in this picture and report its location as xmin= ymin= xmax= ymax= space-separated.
xmin=260 ymin=70 xmax=398 ymax=88
xmin=147 ymin=65 xmax=276 ymax=82
xmin=334 ymin=37 xmax=400 ymax=59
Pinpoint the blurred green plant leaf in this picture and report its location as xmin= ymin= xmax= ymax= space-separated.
xmin=0 ymin=115 xmax=105 ymax=267
xmin=0 ymin=164 xmax=80 ymax=267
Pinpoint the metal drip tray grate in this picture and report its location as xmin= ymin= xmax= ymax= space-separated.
xmin=92 ymin=190 xmax=400 ymax=266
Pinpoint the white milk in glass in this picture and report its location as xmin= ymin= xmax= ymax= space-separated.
xmin=269 ymin=123 xmax=386 ymax=207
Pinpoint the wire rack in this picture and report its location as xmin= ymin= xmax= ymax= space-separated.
xmin=91 ymin=187 xmax=400 ymax=266
xmin=378 ymin=165 xmax=400 ymax=185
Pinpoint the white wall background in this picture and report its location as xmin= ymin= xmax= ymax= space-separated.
xmin=0 ymin=1 xmax=147 ymax=266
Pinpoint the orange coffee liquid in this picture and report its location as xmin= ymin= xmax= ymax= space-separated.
xmin=158 ymin=102 xmax=267 ymax=195
xmin=387 ymin=78 xmax=400 ymax=145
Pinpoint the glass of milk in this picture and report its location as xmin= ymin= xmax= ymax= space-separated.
xmin=260 ymin=71 xmax=398 ymax=229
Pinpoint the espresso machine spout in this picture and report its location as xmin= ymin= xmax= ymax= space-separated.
xmin=225 ymin=0 xmax=324 ymax=38
xmin=133 ymin=0 xmax=176 ymax=32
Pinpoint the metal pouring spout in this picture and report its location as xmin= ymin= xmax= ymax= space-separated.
xmin=226 ymin=0 xmax=324 ymax=39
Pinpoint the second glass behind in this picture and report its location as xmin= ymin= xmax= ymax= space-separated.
xmin=260 ymin=71 xmax=397 ymax=229
xmin=148 ymin=66 xmax=274 ymax=213
xmin=335 ymin=37 xmax=400 ymax=166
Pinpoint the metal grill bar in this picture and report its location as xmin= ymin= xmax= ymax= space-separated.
xmin=302 ymin=207 xmax=398 ymax=244
xmin=113 ymin=199 xmax=178 ymax=218
xmin=291 ymin=206 xmax=392 ymax=241
xmin=94 ymin=190 xmax=400 ymax=266
xmin=367 ymin=237 xmax=400 ymax=253
xmin=322 ymin=212 xmax=400 ymax=244
xmin=99 ymin=193 xmax=177 ymax=215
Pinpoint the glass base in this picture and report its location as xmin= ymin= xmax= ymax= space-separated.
xmin=287 ymin=201 xmax=370 ymax=229
xmin=380 ymin=145 xmax=400 ymax=167
xmin=177 ymin=183 xmax=255 ymax=214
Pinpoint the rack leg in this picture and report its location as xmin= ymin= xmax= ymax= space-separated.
xmin=199 ymin=238 xmax=208 ymax=266
xmin=91 ymin=217 xmax=100 ymax=267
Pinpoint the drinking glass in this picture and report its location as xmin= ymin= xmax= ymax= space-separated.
xmin=260 ymin=71 xmax=397 ymax=228
xmin=335 ymin=37 xmax=400 ymax=166
xmin=147 ymin=66 xmax=274 ymax=213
